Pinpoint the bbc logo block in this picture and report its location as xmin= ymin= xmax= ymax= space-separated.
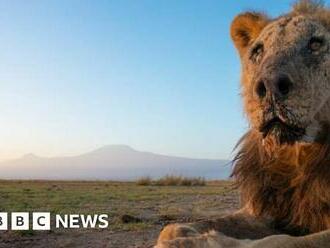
xmin=33 ymin=212 xmax=50 ymax=230
xmin=0 ymin=213 xmax=8 ymax=230
xmin=12 ymin=212 xmax=29 ymax=230
xmin=0 ymin=212 xmax=51 ymax=230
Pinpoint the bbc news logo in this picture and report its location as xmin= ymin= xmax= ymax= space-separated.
xmin=0 ymin=212 xmax=109 ymax=230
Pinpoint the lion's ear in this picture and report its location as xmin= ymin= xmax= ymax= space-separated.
xmin=230 ymin=12 xmax=269 ymax=57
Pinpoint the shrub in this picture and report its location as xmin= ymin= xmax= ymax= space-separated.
xmin=136 ymin=176 xmax=152 ymax=186
xmin=137 ymin=175 xmax=206 ymax=186
xmin=180 ymin=176 xmax=205 ymax=186
xmin=155 ymin=175 xmax=182 ymax=186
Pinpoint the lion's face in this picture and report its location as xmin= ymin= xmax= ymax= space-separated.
xmin=231 ymin=13 xmax=330 ymax=145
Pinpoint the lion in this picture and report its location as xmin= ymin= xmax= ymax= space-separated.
xmin=156 ymin=1 xmax=330 ymax=247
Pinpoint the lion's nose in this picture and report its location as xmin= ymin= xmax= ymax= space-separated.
xmin=255 ymin=75 xmax=293 ymax=100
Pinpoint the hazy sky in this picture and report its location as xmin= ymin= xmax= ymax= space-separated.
xmin=0 ymin=0 xmax=321 ymax=160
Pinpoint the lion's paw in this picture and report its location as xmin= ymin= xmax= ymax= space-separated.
xmin=155 ymin=230 xmax=239 ymax=248
xmin=156 ymin=224 xmax=199 ymax=243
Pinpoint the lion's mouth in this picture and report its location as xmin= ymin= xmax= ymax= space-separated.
xmin=260 ymin=117 xmax=305 ymax=144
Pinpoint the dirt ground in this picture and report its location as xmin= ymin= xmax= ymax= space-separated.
xmin=0 ymin=228 xmax=160 ymax=248
xmin=0 ymin=180 xmax=239 ymax=248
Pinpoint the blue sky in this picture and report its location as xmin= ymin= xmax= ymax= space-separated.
xmin=0 ymin=0 xmax=322 ymax=160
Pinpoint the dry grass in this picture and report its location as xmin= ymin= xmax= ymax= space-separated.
xmin=136 ymin=176 xmax=152 ymax=186
xmin=0 ymin=179 xmax=238 ymax=247
xmin=136 ymin=175 xmax=206 ymax=186
xmin=0 ymin=179 xmax=236 ymax=233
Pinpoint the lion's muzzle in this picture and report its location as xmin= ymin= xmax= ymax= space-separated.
xmin=260 ymin=114 xmax=305 ymax=144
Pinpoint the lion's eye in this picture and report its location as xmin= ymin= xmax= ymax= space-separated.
xmin=308 ymin=37 xmax=324 ymax=53
xmin=250 ymin=43 xmax=264 ymax=63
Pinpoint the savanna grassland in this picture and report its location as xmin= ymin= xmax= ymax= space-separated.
xmin=0 ymin=180 xmax=238 ymax=248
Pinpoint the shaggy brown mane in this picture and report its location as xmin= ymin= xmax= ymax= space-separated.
xmin=232 ymin=128 xmax=330 ymax=235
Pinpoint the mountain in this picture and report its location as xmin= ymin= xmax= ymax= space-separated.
xmin=0 ymin=145 xmax=232 ymax=180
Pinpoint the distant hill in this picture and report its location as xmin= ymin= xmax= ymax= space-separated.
xmin=0 ymin=145 xmax=232 ymax=180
